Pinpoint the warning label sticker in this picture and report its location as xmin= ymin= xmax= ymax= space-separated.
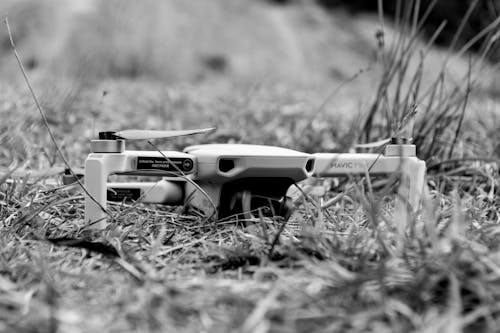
xmin=107 ymin=188 xmax=141 ymax=202
xmin=137 ymin=157 xmax=193 ymax=172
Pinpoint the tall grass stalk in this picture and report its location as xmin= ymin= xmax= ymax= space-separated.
xmin=360 ymin=0 xmax=499 ymax=162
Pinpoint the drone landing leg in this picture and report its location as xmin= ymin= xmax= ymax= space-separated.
xmin=404 ymin=159 xmax=427 ymax=213
xmin=84 ymin=157 xmax=110 ymax=229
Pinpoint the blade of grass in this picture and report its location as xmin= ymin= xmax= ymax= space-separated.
xmin=3 ymin=17 xmax=110 ymax=220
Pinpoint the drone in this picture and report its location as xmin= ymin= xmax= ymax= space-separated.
xmin=81 ymin=127 xmax=426 ymax=229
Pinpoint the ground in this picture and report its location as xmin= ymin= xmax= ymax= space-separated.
xmin=1 ymin=0 xmax=500 ymax=332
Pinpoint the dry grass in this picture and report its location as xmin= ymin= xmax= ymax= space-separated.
xmin=1 ymin=0 xmax=500 ymax=332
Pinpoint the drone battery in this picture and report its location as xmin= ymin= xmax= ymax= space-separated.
xmin=107 ymin=180 xmax=183 ymax=205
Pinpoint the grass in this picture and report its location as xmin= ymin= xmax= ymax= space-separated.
xmin=1 ymin=0 xmax=500 ymax=332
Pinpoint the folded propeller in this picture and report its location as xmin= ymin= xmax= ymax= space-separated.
xmin=99 ymin=127 xmax=216 ymax=140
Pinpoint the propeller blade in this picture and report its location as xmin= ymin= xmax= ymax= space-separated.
xmin=114 ymin=127 xmax=216 ymax=140
xmin=354 ymin=138 xmax=391 ymax=149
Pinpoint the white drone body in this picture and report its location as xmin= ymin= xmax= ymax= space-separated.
xmin=84 ymin=131 xmax=314 ymax=228
xmin=83 ymin=129 xmax=427 ymax=229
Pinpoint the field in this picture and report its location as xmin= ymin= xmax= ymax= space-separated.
xmin=1 ymin=0 xmax=500 ymax=332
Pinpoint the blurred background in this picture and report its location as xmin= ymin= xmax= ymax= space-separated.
xmin=0 ymin=0 xmax=499 ymax=163
xmin=1 ymin=0 xmax=498 ymax=82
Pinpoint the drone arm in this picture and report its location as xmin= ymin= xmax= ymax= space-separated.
xmin=313 ymin=153 xmax=382 ymax=176
xmin=312 ymin=153 xmax=427 ymax=212
xmin=85 ymin=157 xmax=110 ymax=228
